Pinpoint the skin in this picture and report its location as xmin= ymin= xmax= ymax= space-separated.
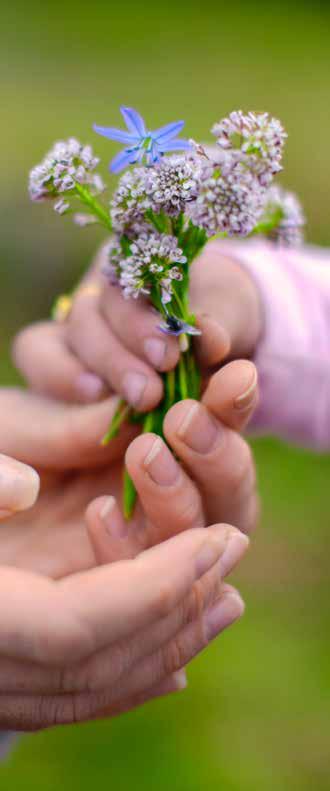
xmin=0 ymin=363 xmax=258 ymax=731
xmin=13 ymin=242 xmax=263 ymax=408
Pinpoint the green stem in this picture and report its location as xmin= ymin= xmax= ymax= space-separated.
xmin=123 ymin=410 xmax=158 ymax=521
xmin=249 ymin=207 xmax=284 ymax=237
xmin=207 ymin=230 xmax=228 ymax=243
xmin=142 ymin=411 xmax=155 ymax=433
xmin=75 ymin=183 xmax=112 ymax=231
xmin=101 ymin=399 xmax=130 ymax=445
xmin=165 ymin=369 xmax=176 ymax=411
xmin=178 ymin=353 xmax=189 ymax=400
xmin=123 ymin=469 xmax=137 ymax=521
xmin=171 ymin=286 xmax=188 ymax=320
xmin=187 ymin=348 xmax=201 ymax=400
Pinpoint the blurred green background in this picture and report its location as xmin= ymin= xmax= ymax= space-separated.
xmin=1 ymin=0 xmax=330 ymax=788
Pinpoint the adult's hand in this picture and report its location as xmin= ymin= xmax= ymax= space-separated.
xmin=0 ymin=423 xmax=249 ymax=729
xmin=0 ymin=362 xmax=257 ymax=729
xmin=0 ymin=517 xmax=244 ymax=731
xmin=0 ymin=361 xmax=258 ymax=582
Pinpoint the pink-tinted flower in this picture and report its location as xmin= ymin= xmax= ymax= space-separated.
xmin=263 ymin=185 xmax=305 ymax=245
xmin=188 ymin=157 xmax=265 ymax=237
xmin=212 ymin=111 xmax=287 ymax=186
xmin=29 ymin=139 xmax=103 ymax=211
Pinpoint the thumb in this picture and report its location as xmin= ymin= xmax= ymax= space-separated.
xmin=0 ymin=454 xmax=40 ymax=520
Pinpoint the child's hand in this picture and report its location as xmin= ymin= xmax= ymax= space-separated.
xmin=13 ymin=241 xmax=262 ymax=409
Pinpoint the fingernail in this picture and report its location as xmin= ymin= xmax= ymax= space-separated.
xmin=122 ymin=372 xmax=147 ymax=407
xmin=144 ymin=437 xmax=179 ymax=486
xmin=0 ymin=458 xmax=40 ymax=512
xmin=204 ymin=592 xmax=245 ymax=641
xmin=234 ymin=369 xmax=258 ymax=412
xmin=18 ymin=466 xmax=40 ymax=509
xmin=178 ymin=403 xmax=220 ymax=454
xmin=76 ymin=372 xmax=105 ymax=403
xmin=144 ymin=338 xmax=167 ymax=368
xmin=100 ymin=496 xmax=128 ymax=538
xmin=219 ymin=530 xmax=250 ymax=578
xmin=171 ymin=669 xmax=188 ymax=691
xmin=195 ymin=530 xmax=229 ymax=578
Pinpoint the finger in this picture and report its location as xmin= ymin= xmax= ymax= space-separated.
xmin=202 ymin=360 xmax=258 ymax=432
xmin=68 ymin=292 xmax=163 ymax=411
xmin=95 ymin=670 xmax=187 ymax=720
xmin=125 ymin=433 xmax=205 ymax=542
xmin=194 ymin=313 xmax=231 ymax=368
xmin=100 ymin=283 xmax=180 ymax=371
xmin=0 ymin=389 xmax=135 ymax=470
xmin=0 ymin=671 xmax=187 ymax=730
xmin=85 ymin=495 xmax=134 ymax=563
xmin=0 ymin=587 xmax=243 ymax=731
xmin=0 ymin=542 xmax=225 ymax=694
xmin=163 ymin=401 xmax=257 ymax=532
xmin=13 ymin=322 xmax=106 ymax=404
xmin=0 ymin=525 xmax=229 ymax=664
xmin=0 ymin=454 xmax=39 ymax=520
xmin=106 ymin=585 xmax=244 ymax=709
xmin=77 ymin=537 xmax=247 ymax=696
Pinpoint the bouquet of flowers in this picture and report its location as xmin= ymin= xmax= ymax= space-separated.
xmin=29 ymin=106 xmax=305 ymax=516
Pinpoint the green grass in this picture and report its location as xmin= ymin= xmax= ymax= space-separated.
xmin=1 ymin=1 xmax=330 ymax=788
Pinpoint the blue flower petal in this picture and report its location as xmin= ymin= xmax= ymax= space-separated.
xmin=158 ymin=317 xmax=201 ymax=336
xmin=109 ymin=149 xmax=136 ymax=173
xmin=120 ymin=106 xmax=147 ymax=137
xmin=156 ymin=138 xmax=192 ymax=154
xmin=93 ymin=124 xmax=138 ymax=145
xmin=152 ymin=120 xmax=185 ymax=142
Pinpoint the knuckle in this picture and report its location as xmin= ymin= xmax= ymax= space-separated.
xmin=29 ymin=692 xmax=102 ymax=728
xmin=179 ymin=568 xmax=221 ymax=632
xmin=171 ymin=490 xmax=203 ymax=532
xmin=84 ymin=642 xmax=130 ymax=693
xmin=70 ymin=689 xmax=114 ymax=724
xmin=226 ymin=436 xmax=254 ymax=497
xmin=37 ymin=695 xmax=70 ymax=728
xmin=33 ymin=616 xmax=94 ymax=667
xmin=161 ymin=635 xmax=186 ymax=677
xmin=240 ymin=491 xmax=261 ymax=535
xmin=15 ymin=695 xmax=71 ymax=731
xmin=67 ymin=693 xmax=91 ymax=724
xmin=153 ymin=581 xmax=178 ymax=620
xmin=34 ymin=694 xmax=87 ymax=727
xmin=181 ymin=580 xmax=205 ymax=626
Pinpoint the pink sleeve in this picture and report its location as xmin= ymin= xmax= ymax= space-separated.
xmin=218 ymin=240 xmax=330 ymax=451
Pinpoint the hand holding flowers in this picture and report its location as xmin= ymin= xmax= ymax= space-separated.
xmin=29 ymin=106 xmax=305 ymax=515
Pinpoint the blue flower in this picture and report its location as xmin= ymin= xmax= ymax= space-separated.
xmin=158 ymin=315 xmax=201 ymax=337
xmin=93 ymin=106 xmax=192 ymax=173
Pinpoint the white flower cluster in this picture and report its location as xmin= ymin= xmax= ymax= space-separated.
xmin=29 ymin=138 xmax=104 ymax=212
xmin=212 ymin=111 xmax=287 ymax=187
xmin=188 ymin=158 xmax=265 ymax=237
xmin=104 ymin=232 xmax=187 ymax=303
xmin=111 ymin=155 xmax=200 ymax=233
xmin=264 ymin=185 xmax=305 ymax=245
